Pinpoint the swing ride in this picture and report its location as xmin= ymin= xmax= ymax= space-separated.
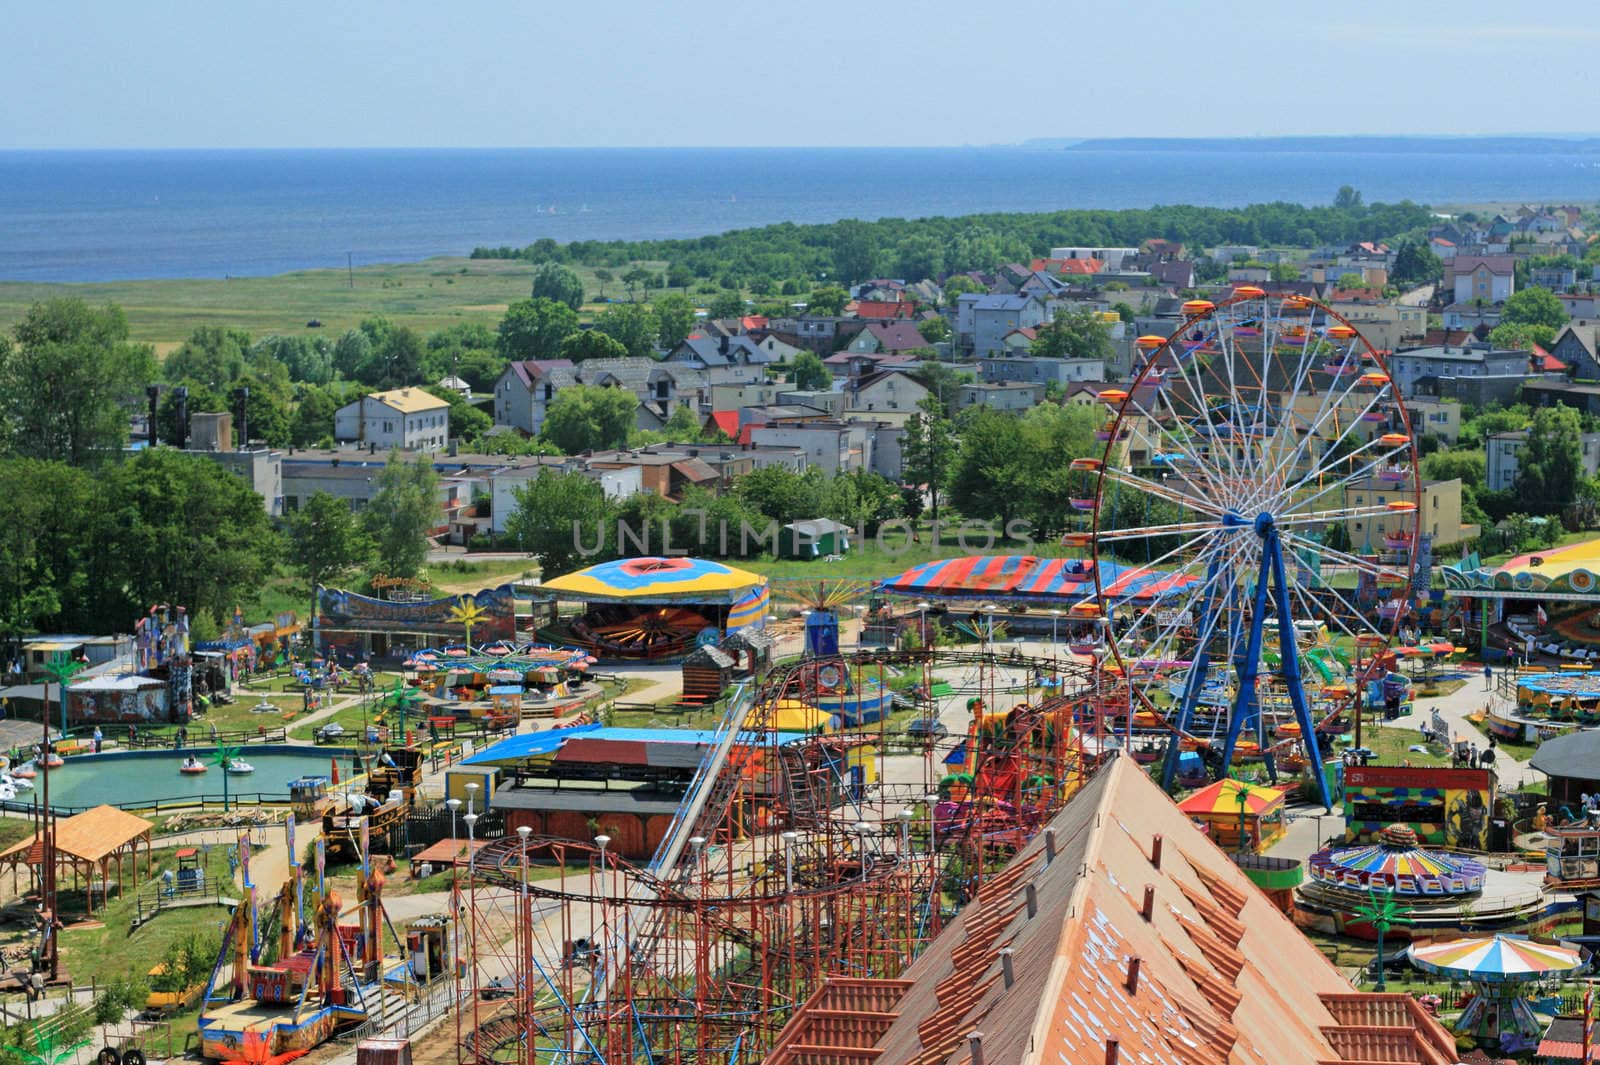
xmin=1086 ymin=291 xmax=1421 ymax=803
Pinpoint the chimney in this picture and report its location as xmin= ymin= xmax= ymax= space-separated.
xmin=1141 ymin=885 xmax=1156 ymax=921
xmin=146 ymin=385 xmax=161 ymax=447
xmin=1024 ymin=882 xmax=1038 ymax=918
xmin=1045 ymin=827 xmax=1057 ymax=863
xmin=1125 ymin=956 xmax=1142 ymax=994
xmin=233 ymin=386 xmax=249 ymax=448
xmin=1150 ymin=835 xmax=1163 ymax=870
xmin=967 ymin=1033 xmax=984 ymax=1065
xmin=1105 ymin=1039 xmax=1120 ymax=1065
xmin=369 ymin=442 xmax=377 ymax=454
xmin=999 ymin=948 xmax=1015 ymax=989
xmin=172 ymin=386 xmax=189 ymax=448
xmin=720 ymin=335 xmax=730 ymax=356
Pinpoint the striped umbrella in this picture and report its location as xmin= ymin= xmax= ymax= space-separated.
xmin=1407 ymin=935 xmax=1588 ymax=984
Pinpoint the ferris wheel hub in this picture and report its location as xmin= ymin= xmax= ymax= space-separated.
xmin=1253 ymin=512 xmax=1276 ymax=538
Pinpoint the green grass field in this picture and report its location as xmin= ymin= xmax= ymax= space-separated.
xmin=0 ymin=256 xmax=669 ymax=349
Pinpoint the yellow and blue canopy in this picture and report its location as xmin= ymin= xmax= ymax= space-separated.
xmin=540 ymin=557 xmax=769 ymax=606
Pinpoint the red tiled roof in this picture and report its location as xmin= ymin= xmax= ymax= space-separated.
xmin=852 ymin=301 xmax=916 ymax=320
xmin=1431 ymin=237 xmax=1456 ymax=247
xmin=740 ymin=315 xmax=768 ymax=331
xmin=769 ymin=758 xmax=1458 ymax=1065
xmin=708 ymin=410 xmax=739 ymax=439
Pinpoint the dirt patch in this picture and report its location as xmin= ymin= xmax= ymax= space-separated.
xmin=461 ymin=303 xmax=510 ymax=313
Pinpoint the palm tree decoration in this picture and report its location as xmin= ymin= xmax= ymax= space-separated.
xmin=448 ymin=596 xmax=488 ymax=654
xmin=42 ymin=651 xmax=85 ymax=740
xmin=210 ymin=743 xmax=244 ymax=812
xmin=385 ymin=679 xmax=425 ymax=746
xmin=1353 ymin=888 xmax=1414 ymax=991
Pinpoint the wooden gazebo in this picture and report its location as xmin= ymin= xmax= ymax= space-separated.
xmin=721 ymin=629 xmax=774 ymax=676
xmin=0 ymin=805 xmax=155 ymax=913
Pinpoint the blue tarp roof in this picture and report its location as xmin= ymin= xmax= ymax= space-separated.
xmin=464 ymin=724 xmax=602 ymax=764
xmin=487 ymin=685 xmax=523 ymax=695
xmin=462 ymin=724 xmax=806 ymax=765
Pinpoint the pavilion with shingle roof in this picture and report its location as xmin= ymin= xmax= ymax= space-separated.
xmin=0 ymin=804 xmax=154 ymax=913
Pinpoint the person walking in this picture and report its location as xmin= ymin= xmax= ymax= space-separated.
xmin=1483 ymin=663 xmax=1493 ymax=691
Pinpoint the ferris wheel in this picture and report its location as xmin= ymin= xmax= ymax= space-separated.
xmin=1084 ymin=289 xmax=1421 ymax=808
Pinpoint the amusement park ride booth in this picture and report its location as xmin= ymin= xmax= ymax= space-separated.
xmin=1177 ymin=779 xmax=1289 ymax=853
xmin=1342 ymin=764 xmax=1495 ymax=849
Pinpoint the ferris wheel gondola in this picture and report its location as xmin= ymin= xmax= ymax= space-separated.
xmin=1087 ymin=291 xmax=1421 ymax=807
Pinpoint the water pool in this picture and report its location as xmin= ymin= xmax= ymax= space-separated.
xmin=29 ymin=746 xmax=360 ymax=812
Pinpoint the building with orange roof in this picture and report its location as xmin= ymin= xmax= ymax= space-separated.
xmin=768 ymin=757 xmax=1457 ymax=1065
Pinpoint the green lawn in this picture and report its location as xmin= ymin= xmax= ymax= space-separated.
xmin=55 ymin=844 xmax=235 ymax=987
xmin=0 ymin=257 xmax=676 ymax=350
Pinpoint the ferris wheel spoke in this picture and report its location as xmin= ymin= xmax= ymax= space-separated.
xmin=1273 ymin=505 xmax=1415 ymax=530
xmin=1250 ymin=370 xmax=1388 ymax=511
xmin=1094 ymin=520 xmax=1232 ymax=544
xmin=1122 ymin=543 xmax=1239 ymax=663
xmin=1100 ymin=467 xmax=1224 ymax=517
xmin=1125 ymin=395 xmax=1233 ymax=503
xmin=1281 ymin=532 xmax=1411 ymax=581
xmin=1286 ymin=565 xmax=1395 ymax=646
xmin=1276 ymin=442 xmax=1414 ymax=521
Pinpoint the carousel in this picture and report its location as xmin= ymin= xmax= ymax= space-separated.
xmin=536 ymin=557 xmax=769 ymax=661
xmin=1407 ymin=934 xmax=1589 ymax=1044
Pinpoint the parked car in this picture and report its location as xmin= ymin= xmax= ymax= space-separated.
xmin=906 ymin=718 xmax=948 ymax=740
xmin=314 ymin=722 xmax=347 ymax=743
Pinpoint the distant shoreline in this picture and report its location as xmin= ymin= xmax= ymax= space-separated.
xmin=1048 ymin=135 xmax=1600 ymax=155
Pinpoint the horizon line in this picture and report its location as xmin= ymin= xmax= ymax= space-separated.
xmin=6 ymin=132 xmax=1600 ymax=152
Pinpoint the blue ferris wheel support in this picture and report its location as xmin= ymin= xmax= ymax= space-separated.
xmin=1162 ymin=510 xmax=1333 ymax=811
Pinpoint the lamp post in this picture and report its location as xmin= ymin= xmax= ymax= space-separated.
xmin=1050 ymin=608 xmax=1064 ymax=651
xmin=463 ymin=810 xmax=479 ymax=1006
xmin=915 ymin=601 xmax=930 ymax=650
xmin=516 ymin=824 xmax=532 ymax=1029
xmin=446 ymin=797 xmax=462 ymax=869
xmin=781 ymin=831 xmax=798 ymax=894
xmin=852 ymin=821 xmax=871 ymax=883
xmin=897 ymin=808 xmax=915 ymax=855
xmin=465 ymin=781 xmax=479 ymax=817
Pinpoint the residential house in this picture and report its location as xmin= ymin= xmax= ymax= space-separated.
xmin=847 ymin=369 xmax=930 ymax=413
xmin=1000 ymin=327 xmax=1037 ymax=354
xmin=1550 ymin=324 xmax=1600 ymax=379
xmin=583 ymin=449 xmax=720 ymax=501
xmin=1017 ymin=270 xmax=1071 ymax=299
xmin=1524 ymin=380 xmax=1600 ymax=417
xmin=1387 ymin=343 xmax=1531 ymax=397
xmin=1325 ymin=300 xmax=1427 ymax=352
xmin=763 ymin=315 xmax=850 ymax=355
xmin=1487 ymin=429 xmax=1600 ymax=491
xmin=333 ymin=388 xmax=451 ymax=452
xmin=493 ymin=357 xmax=711 ymax=437
xmin=955 ymin=294 xmax=1048 ymax=356
xmin=488 ymin=460 xmax=641 ymax=535
xmin=845 ymin=300 xmax=916 ymax=321
xmin=953 ymin=382 xmax=1044 ymax=413
xmin=1147 ymin=260 xmax=1195 ymax=288
xmin=1449 ymin=255 xmax=1516 ymax=305
xmin=1343 ymin=478 xmax=1476 ymax=551
xmin=1428 ymin=236 xmax=1457 ymax=261
xmin=436 ymin=375 xmax=472 ymax=401
xmin=846 ymin=321 xmax=928 ymax=355
xmin=1556 ymin=293 xmax=1600 ymax=319
xmin=748 ymin=421 xmax=873 ymax=475
xmin=978 ymin=355 xmax=1105 ymax=387
xmin=1440 ymin=301 xmax=1504 ymax=331
xmin=777 ymin=389 xmax=845 ymax=416
xmin=665 ymin=333 xmax=776 ymax=371
xmin=709 ymin=381 xmax=782 ymax=412
xmin=1048 ymin=246 xmax=1137 ymax=270
xmin=1531 ymin=266 xmax=1579 ymax=291
xmin=1141 ymin=237 xmax=1184 ymax=260
xmin=1404 ymin=396 xmax=1462 ymax=445
xmin=750 ymin=332 xmax=804 ymax=363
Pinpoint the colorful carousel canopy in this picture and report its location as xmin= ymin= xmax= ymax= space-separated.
xmin=1444 ymin=535 xmax=1600 ymax=597
xmin=1308 ymin=824 xmax=1486 ymax=897
xmin=1407 ymin=935 xmax=1588 ymax=984
xmin=1176 ymin=778 xmax=1286 ymax=817
xmin=877 ymin=555 xmax=1198 ymax=606
xmin=540 ymin=557 xmax=769 ymax=606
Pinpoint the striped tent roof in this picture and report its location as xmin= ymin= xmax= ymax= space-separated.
xmin=877 ymin=555 xmax=1197 ymax=605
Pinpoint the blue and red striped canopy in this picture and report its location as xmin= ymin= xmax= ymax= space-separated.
xmin=876 ymin=555 xmax=1197 ymax=605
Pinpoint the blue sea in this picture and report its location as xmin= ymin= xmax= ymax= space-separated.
xmin=4 ymin=147 xmax=1600 ymax=283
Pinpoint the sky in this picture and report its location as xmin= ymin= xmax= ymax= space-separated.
xmin=4 ymin=0 xmax=1600 ymax=149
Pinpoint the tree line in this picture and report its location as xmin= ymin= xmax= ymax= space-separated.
xmin=472 ymin=198 xmax=1437 ymax=286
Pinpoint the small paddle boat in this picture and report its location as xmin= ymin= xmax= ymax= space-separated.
xmin=179 ymin=756 xmax=208 ymax=775
xmin=11 ymin=763 xmax=36 ymax=780
xmin=225 ymin=760 xmax=255 ymax=775
xmin=41 ymin=754 xmax=64 ymax=769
